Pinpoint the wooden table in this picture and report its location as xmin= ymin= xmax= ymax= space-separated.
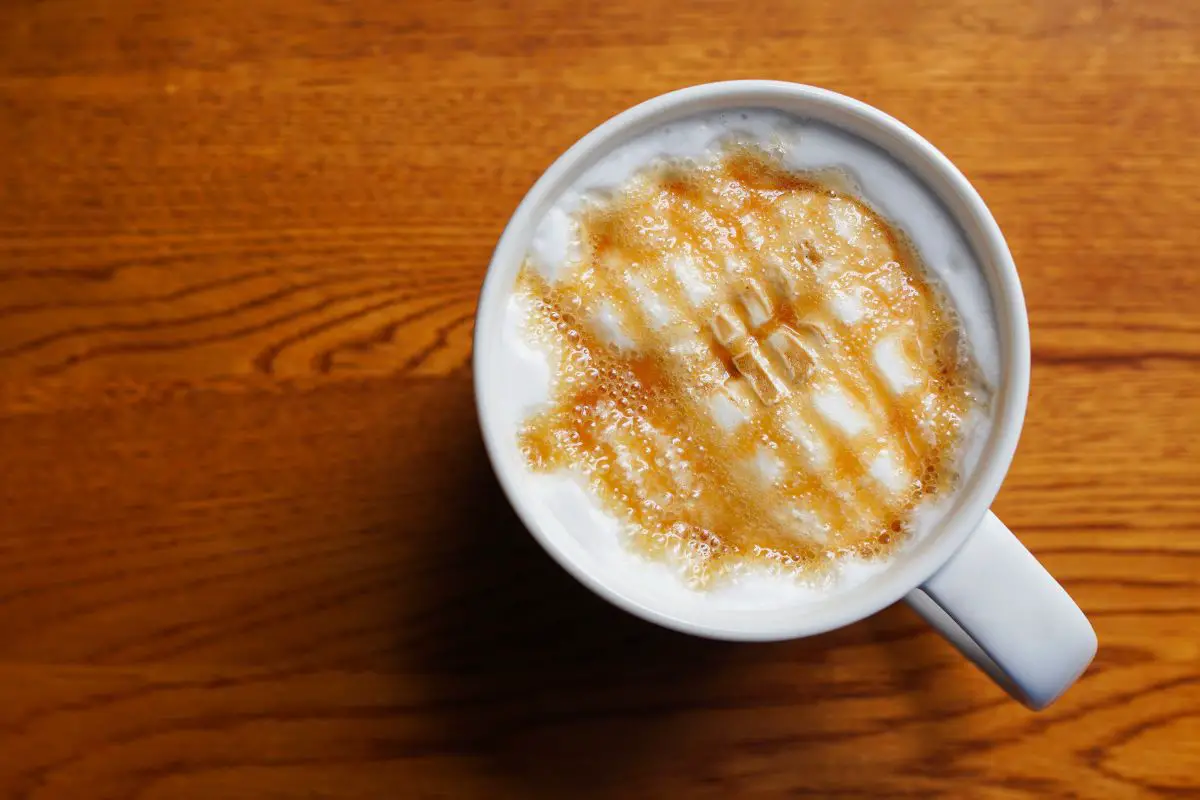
xmin=1 ymin=1 xmax=1196 ymax=797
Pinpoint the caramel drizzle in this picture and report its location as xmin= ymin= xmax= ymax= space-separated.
xmin=517 ymin=146 xmax=975 ymax=586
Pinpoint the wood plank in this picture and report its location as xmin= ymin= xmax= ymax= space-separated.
xmin=0 ymin=0 xmax=1196 ymax=796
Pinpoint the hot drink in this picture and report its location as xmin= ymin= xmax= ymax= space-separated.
xmin=509 ymin=111 xmax=996 ymax=593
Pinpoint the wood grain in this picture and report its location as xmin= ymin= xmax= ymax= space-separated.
xmin=0 ymin=0 xmax=1197 ymax=797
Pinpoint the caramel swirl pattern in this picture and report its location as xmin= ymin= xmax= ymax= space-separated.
xmin=517 ymin=146 xmax=981 ymax=586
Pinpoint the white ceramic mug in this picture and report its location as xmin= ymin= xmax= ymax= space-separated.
xmin=474 ymin=81 xmax=1096 ymax=709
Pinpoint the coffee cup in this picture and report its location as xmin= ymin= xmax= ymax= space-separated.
xmin=473 ymin=81 xmax=1096 ymax=709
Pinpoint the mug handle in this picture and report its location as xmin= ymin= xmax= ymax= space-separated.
xmin=905 ymin=511 xmax=1097 ymax=709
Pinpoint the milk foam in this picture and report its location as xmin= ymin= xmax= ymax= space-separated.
xmin=506 ymin=110 xmax=999 ymax=610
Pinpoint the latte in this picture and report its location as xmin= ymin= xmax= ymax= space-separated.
xmin=509 ymin=111 xmax=996 ymax=595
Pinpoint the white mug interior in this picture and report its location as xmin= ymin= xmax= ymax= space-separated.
xmin=473 ymin=81 xmax=1030 ymax=641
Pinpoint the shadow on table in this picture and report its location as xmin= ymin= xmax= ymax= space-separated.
xmin=411 ymin=423 xmax=969 ymax=797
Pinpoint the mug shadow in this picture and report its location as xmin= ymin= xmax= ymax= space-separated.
xmin=413 ymin=423 xmax=967 ymax=797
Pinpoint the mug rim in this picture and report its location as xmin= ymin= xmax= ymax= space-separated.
xmin=472 ymin=80 xmax=1030 ymax=640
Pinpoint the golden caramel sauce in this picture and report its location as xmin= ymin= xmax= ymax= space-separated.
xmin=517 ymin=146 xmax=979 ymax=587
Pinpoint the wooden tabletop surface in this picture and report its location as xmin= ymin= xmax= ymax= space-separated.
xmin=1 ymin=1 xmax=1197 ymax=797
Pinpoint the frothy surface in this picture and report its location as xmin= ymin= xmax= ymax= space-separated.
xmin=517 ymin=143 xmax=989 ymax=588
xmin=499 ymin=109 xmax=1003 ymax=604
